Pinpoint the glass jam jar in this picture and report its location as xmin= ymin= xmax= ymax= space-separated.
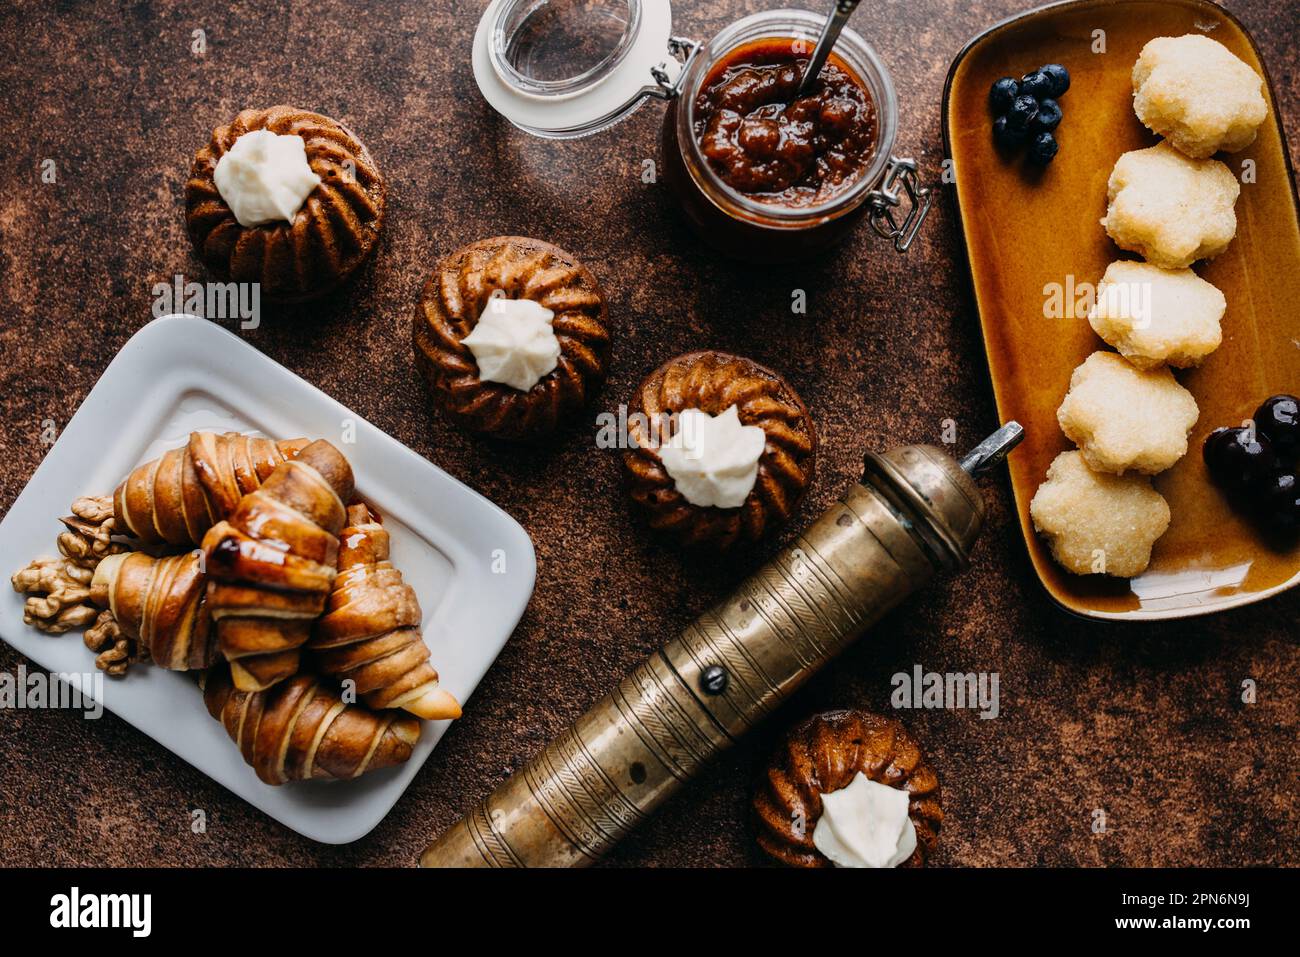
xmin=472 ymin=0 xmax=931 ymax=261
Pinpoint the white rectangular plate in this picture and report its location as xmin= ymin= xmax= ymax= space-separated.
xmin=0 ymin=315 xmax=535 ymax=844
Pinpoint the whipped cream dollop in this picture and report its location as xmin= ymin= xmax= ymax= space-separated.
xmin=659 ymin=405 xmax=766 ymax=509
xmin=461 ymin=296 xmax=561 ymax=392
xmin=812 ymin=771 xmax=917 ymax=869
xmin=213 ymin=129 xmax=322 ymax=227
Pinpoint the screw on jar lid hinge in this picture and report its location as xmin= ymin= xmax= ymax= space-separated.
xmin=645 ymin=36 xmax=700 ymax=100
xmin=867 ymin=157 xmax=934 ymax=253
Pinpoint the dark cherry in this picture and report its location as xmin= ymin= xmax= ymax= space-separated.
xmin=1253 ymin=394 xmax=1299 ymax=458
xmin=1203 ymin=426 xmax=1276 ymax=490
xmin=1261 ymin=471 xmax=1300 ymax=529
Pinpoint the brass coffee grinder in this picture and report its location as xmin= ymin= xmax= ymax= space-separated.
xmin=420 ymin=424 xmax=1024 ymax=867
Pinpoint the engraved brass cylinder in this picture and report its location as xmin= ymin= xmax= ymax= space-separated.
xmin=421 ymin=443 xmax=990 ymax=867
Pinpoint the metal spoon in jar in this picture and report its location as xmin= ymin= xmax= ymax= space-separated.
xmin=796 ymin=0 xmax=863 ymax=97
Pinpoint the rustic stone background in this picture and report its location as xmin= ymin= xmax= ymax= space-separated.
xmin=0 ymin=0 xmax=1295 ymax=867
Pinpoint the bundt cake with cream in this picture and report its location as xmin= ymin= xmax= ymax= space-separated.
xmin=754 ymin=710 xmax=942 ymax=868
xmin=185 ymin=106 xmax=385 ymax=302
xmin=623 ymin=351 xmax=815 ymax=549
xmin=413 ymin=236 xmax=610 ymax=440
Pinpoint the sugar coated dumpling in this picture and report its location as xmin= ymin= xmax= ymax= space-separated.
xmin=1087 ymin=260 xmax=1225 ymax=369
xmin=1101 ymin=142 xmax=1239 ymax=268
xmin=1057 ymin=351 xmax=1199 ymax=474
xmin=1132 ymin=35 xmax=1267 ymax=159
xmin=1030 ymin=451 xmax=1171 ymax=577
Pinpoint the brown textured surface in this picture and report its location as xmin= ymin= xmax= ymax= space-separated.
xmin=0 ymin=0 xmax=1296 ymax=867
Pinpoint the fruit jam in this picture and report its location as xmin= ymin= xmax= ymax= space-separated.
xmin=692 ymin=37 xmax=879 ymax=208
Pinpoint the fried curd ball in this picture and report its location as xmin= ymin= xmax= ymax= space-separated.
xmin=1030 ymin=450 xmax=1171 ymax=577
xmin=1132 ymin=34 xmax=1267 ymax=159
xmin=1087 ymin=260 xmax=1225 ymax=369
xmin=1057 ymin=351 xmax=1199 ymax=475
xmin=1101 ymin=142 xmax=1239 ymax=269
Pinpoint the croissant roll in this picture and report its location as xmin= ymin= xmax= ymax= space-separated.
xmin=204 ymin=524 xmax=339 ymax=593
xmin=216 ymin=642 xmax=306 ymax=692
xmin=203 ymin=440 xmax=355 ymax=692
xmin=90 ymin=551 xmax=217 ymax=670
xmin=312 ymin=504 xmax=462 ymax=720
xmin=114 ymin=431 xmax=308 ymax=546
xmin=202 ymin=665 xmax=421 ymax=785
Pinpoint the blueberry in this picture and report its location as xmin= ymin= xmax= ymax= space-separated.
xmin=1204 ymin=426 xmax=1276 ymax=491
xmin=1038 ymin=63 xmax=1071 ymax=98
xmin=1253 ymin=394 xmax=1299 ymax=458
xmin=1027 ymin=131 xmax=1059 ymax=165
xmin=1020 ymin=70 xmax=1054 ymax=100
xmin=1006 ymin=95 xmax=1039 ymax=130
xmin=993 ymin=114 xmax=1028 ymax=148
xmin=1032 ymin=98 xmax=1063 ymax=132
xmin=989 ymin=77 xmax=1019 ymax=114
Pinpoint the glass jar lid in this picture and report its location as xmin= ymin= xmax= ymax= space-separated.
xmin=472 ymin=0 xmax=688 ymax=139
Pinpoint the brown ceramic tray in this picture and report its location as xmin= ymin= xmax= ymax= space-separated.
xmin=942 ymin=0 xmax=1300 ymax=620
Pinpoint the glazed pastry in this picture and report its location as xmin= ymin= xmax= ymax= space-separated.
xmin=1132 ymin=35 xmax=1267 ymax=159
xmin=312 ymin=504 xmax=461 ymax=720
xmin=202 ymin=665 xmax=420 ymax=785
xmin=1101 ymin=142 xmax=1239 ymax=268
xmin=413 ymin=236 xmax=610 ymax=440
xmin=90 ymin=551 xmax=217 ymax=671
xmin=754 ymin=710 xmax=942 ymax=868
xmin=114 ymin=431 xmax=308 ymax=547
xmin=185 ymin=106 xmax=385 ymax=301
xmin=1030 ymin=450 xmax=1171 ymax=577
xmin=1057 ymin=352 xmax=1199 ymax=475
xmin=623 ymin=351 xmax=815 ymax=549
xmin=202 ymin=440 xmax=354 ymax=692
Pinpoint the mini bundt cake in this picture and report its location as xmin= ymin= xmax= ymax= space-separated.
xmin=754 ymin=710 xmax=942 ymax=868
xmin=413 ymin=236 xmax=611 ymax=440
xmin=623 ymin=351 xmax=815 ymax=549
xmin=185 ymin=105 xmax=385 ymax=302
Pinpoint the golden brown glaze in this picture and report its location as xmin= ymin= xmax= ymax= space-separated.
xmin=91 ymin=551 xmax=218 ymax=671
xmin=113 ymin=432 xmax=307 ymax=547
xmin=185 ymin=105 xmax=385 ymax=302
xmin=754 ymin=710 xmax=942 ymax=868
xmin=202 ymin=665 xmax=420 ymax=785
xmin=623 ymin=351 xmax=815 ymax=549
xmin=202 ymin=440 xmax=354 ymax=692
xmin=311 ymin=503 xmax=461 ymax=720
xmin=413 ymin=236 xmax=610 ymax=440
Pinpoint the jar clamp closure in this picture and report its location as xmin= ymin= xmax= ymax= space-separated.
xmin=471 ymin=0 xmax=931 ymax=253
